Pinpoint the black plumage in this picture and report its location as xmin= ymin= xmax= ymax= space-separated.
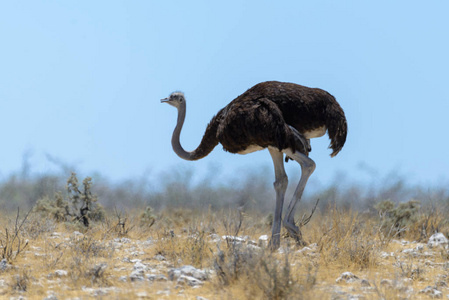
xmin=192 ymin=81 xmax=347 ymax=159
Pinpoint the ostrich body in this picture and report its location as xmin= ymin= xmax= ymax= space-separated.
xmin=161 ymin=81 xmax=347 ymax=249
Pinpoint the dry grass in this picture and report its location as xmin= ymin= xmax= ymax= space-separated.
xmin=0 ymin=205 xmax=448 ymax=299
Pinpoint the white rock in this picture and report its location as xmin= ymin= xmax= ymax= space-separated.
xmin=258 ymin=235 xmax=269 ymax=241
xmin=380 ymin=279 xmax=393 ymax=287
xmin=153 ymin=254 xmax=166 ymax=261
xmin=136 ymin=291 xmax=148 ymax=298
xmin=222 ymin=235 xmax=246 ymax=244
xmin=114 ymin=237 xmax=131 ymax=244
xmin=130 ymin=251 xmax=144 ymax=257
xmin=297 ymin=246 xmax=313 ymax=254
xmin=380 ymin=251 xmax=394 ymax=258
xmin=142 ymin=239 xmax=154 ymax=246
xmin=81 ymin=287 xmax=118 ymax=297
xmin=436 ymin=281 xmax=447 ymax=288
xmin=72 ymin=231 xmax=83 ymax=238
xmin=129 ymin=262 xmax=147 ymax=281
xmin=246 ymin=244 xmax=262 ymax=252
xmin=156 ymin=289 xmax=170 ymax=296
xmin=133 ymin=262 xmax=147 ymax=271
xmin=176 ymin=275 xmax=204 ymax=287
xmin=336 ymin=272 xmax=359 ymax=283
xmin=419 ymin=286 xmax=442 ymax=298
xmin=277 ymin=246 xmax=289 ymax=254
xmin=428 ymin=233 xmax=448 ymax=249
xmin=168 ymin=265 xmax=207 ymax=281
xmin=130 ymin=270 xmax=145 ymax=282
xmin=392 ymin=239 xmax=409 ymax=245
xmin=415 ymin=244 xmax=425 ymax=251
xmin=258 ymin=235 xmax=269 ymax=247
xmin=308 ymin=243 xmax=318 ymax=250
xmin=54 ymin=270 xmax=68 ymax=277
xmin=146 ymin=274 xmax=168 ymax=282
xmin=360 ymin=279 xmax=371 ymax=287
xmin=209 ymin=234 xmax=221 ymax=243
xmin=0 ymin=259 xmax=9 ymax=271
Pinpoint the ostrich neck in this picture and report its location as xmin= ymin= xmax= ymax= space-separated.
xmin=172 ymin=103 xmax=195 ymax=161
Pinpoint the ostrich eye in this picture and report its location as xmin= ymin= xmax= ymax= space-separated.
xmin=179 ymin=98 xmax=183 ymax=102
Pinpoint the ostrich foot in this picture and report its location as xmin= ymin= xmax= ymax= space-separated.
xmin=269 ymin=234 xmax=281 ymax=251
xmin=283 ymin=220 xmax=307 ymax=246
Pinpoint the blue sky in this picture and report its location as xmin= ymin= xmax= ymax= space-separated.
xmin=1 ymin=1 xmax=448 ymax=187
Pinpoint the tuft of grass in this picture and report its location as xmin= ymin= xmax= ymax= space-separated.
xmin=396 ymin=259 xmax=425 ymax=281
xmin=65 ymin=234 xmax=113 ymax=287
xmin=154 ymin=224 xmax=214 ymax=268
xmin=105 ymin=208 xmax=136 ymax=237
xmin=317 ymin=205 xmax=379 ymax=269
xmin=0 ymin=208 xmax=30 ymax=263
xmin=10 ymin=269 xmax=30 ymax=293
xmin=213 ymin=242 xmax=316 ymax=299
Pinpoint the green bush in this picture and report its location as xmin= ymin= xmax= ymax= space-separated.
xmin=375 ymin=200 xmax=420 ymax=237
xmin=139 ymin=206 xmax=156 ymax=228
xmin=34 ymin=172 xmax=105 ymax=226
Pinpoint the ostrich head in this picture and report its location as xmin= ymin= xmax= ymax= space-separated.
xmin=161 ymin=92 xmax=185 ymax=108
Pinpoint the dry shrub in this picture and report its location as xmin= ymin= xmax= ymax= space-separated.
xmin=20 ymin=212 xmax=57 ymax=240
xmin=154 ymin=225 xmax=214 ymax=268
xmin=213 ymin=243 xmax=315 ymax=299
xmin=396 ymin=259 xmax=425 ymax=281
xmin=210 ymin=208 xmax=315 ymax=299
xmin=221 ymin=209 xmax=245 ymax=239
xmin=101 ymin=208 xmax=136 ymax=238
xmin=10 ymin=268 xmax=31 ymax=293
xmin=66 ymin=235 xmax=112 ymax=286
xmin=375 ymin=200 xmax=420 ymax=239
xmin=375 ymin=199 xmax=449 ymax=242
xmin=0 ymin=209 xmax=30 ymax=263
xmin=318 ymin=206 xmax=379 ymax=269
xmin=406 ymin=202 xmax=448 ymax=242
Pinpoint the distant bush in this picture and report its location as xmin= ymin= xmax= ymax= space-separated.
xmin=34 ymin=172 xmax=105 ymax=226
xmin=139 ymin=205 xmax=156 ymax=228
xmin=1 ymin=159 xmax=449 ymax=217
xmin=375 ymin=199 xmax=420 ymax=238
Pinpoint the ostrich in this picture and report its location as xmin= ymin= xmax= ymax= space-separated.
xmin=161 ymin=81 xmax=347 ymax=249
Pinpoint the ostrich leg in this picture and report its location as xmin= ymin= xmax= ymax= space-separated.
xmin=282 ymin=149 xmax=316 ymax=245
xmin=268 ymin=148 xmax=288 ymax=250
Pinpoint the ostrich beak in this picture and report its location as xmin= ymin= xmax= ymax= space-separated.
xmin=161 ymin=98 xmax=169 ymax=103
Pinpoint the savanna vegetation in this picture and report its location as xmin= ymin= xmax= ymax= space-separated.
xmin=0 ymin=162 xmax=449 ymax=299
